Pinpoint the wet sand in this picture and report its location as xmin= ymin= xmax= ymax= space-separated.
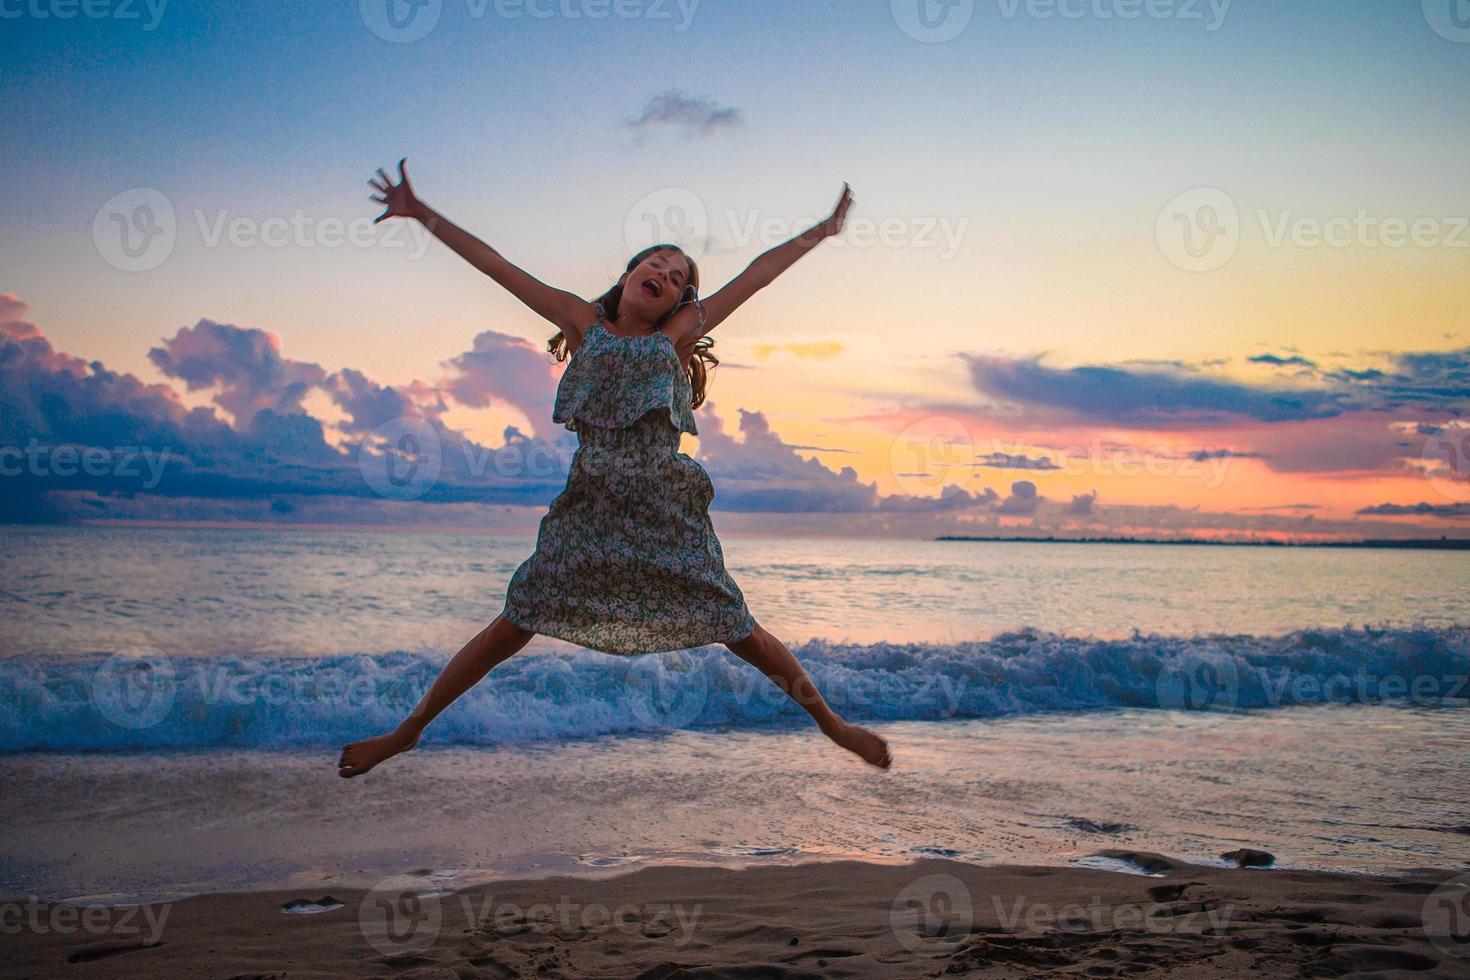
xmin=5 ymin=854 xmax=1466 ymax=978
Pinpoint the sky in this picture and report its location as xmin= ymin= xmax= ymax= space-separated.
xmin=2 ymin=0 xmax=1469 ymax=537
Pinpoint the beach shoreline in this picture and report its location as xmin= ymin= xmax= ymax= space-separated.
xmin=7 ymin=704 xmax=1469 ymax=904
xmin=5 ymin=855 xmax=1465 ymax=978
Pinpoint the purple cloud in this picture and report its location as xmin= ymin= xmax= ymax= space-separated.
xmin=964 ymin=354 xmax=1346 ymax=426
xmin=149 ymin=320 xmax=327 ymax=428
xmin=442 ymin=330 xmax=559 ymax=438
xmin=995 ymin=480 xmax=1041 ymax=515
xmin=964 ymin=345 xmax=1470 ymax=430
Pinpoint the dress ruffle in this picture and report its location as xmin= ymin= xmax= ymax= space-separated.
xmin=552 ymin=318 xmax=698 ymax=436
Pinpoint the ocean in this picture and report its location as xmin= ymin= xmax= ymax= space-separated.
xmin=2 ymin=525 xmax=1467 ymax=900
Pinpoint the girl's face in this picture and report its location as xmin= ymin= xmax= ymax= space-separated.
xmin=621 ymin=249 xmax=691 ymax=321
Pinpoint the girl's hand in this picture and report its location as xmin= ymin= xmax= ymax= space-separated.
xmin=818 ymin=182 xmax=853 ymax=239
xmin=369 ymin=158 xmax=421 ymax=223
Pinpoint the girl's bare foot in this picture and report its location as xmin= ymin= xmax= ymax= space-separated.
xmin=338 ymin=728 xmax=420 ymax=778
xmin=825 ymin=720 xmax=892 ymax=769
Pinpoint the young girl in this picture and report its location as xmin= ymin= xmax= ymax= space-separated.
xmin=339 ymin=160 xmax=891 ymax=777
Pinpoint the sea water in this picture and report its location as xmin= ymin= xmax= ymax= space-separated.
xmin=1 ymin=525 xmax=1467 ymax=898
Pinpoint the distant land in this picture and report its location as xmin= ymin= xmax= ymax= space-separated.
xmin=935 ymin=535 xmax=1470 ymax=550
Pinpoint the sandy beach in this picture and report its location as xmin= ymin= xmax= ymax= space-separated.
xmin=8 ymin=0 xmax=1470 ymax=975
xmin=6 ymin=855 xmax=1466 ymax=978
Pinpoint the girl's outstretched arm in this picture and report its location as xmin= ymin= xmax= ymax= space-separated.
xmin=669 ymin=183 xmax=853 ymax=345
xmin=369 ymin=158 xmax=596 ymax=341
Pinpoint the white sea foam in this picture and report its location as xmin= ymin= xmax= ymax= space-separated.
xmin=3 ymin=625 xmax=1465 ymax=752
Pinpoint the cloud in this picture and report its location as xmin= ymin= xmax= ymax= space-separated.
xmin=1249 ymin=353 xmax=1317 ymax=368
xmin=964 ymin=354 xmax=1346 ymax=426
xmin=879 ymin=484 xmax=995 ymax=513
xmin=149 ymin=319 xmax=327 ymax=428
xmin=2 ymin=301 xmax=575 ymax=520
xmin=1188 ymin=448 xmax=1267 ymax=461
xmin=1313 ymin=349 xmax=1470 ymax=414
xmin=626 ymin=89 xmax=742 ymax=139
xmin=1069 ymin=491 xmax=1098 ymax=515
xmin=441 ymin=329 xmax=559 ymax=438
xmin=1 ymin=296 xmax=234 ymax=452
xmin=1245 ymin=415 xmax=1420 ymax=475
xmin=751 ymin=341 xmax=843 ymax=362
xmin=952 ymin=345 xmax=1470 ymax=482
xmin=326 ymin=367 xmax=431 ymax=434
xmin=1244 ymin=503 xmax=1322 ymax=512
xmin=695 ymin=405 xmax=880 ymax=512
xmin=1356 ymin=501 xmax=1470 ymax=519
xmin=974 ymin=451 xmax=1060 ymax=470
xmin=995 ymin=480 xmax=1041 ymax=515
xmin=963 ymin=346 xmax=1470 ymax=429
xmin=9 ymin=295 xmax=1470 ymax=538
xmin=5 ymin=298 xmax=1015 ymax=523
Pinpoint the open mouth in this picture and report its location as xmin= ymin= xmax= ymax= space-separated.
xmin=641 ymin=278 xmax=663 ymax=299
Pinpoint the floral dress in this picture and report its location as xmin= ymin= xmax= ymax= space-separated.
xmin=501 ymin=308 xmax=758 ymax=654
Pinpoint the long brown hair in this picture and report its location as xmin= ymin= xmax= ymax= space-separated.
xmin=548 ymin=244 xmax=720 ymax=409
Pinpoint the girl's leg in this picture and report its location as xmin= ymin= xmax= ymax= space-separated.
xmin=337 ymin=613 xmax=535 ymax=778
xmin=725 ymin=620 xmax=892 ymax=768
